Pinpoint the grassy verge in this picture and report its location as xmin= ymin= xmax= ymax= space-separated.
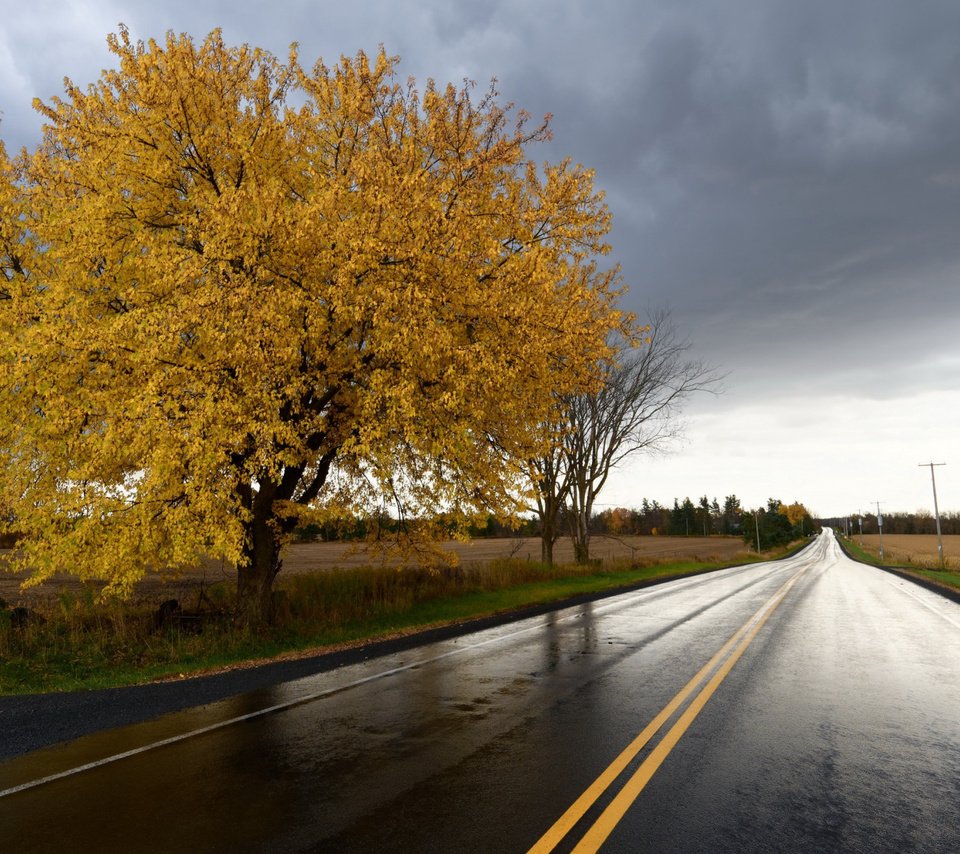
xmin=838 ymin=536 xmax=960 ymax=593
xmin=1 ymin=548 xmax=784 ymax=695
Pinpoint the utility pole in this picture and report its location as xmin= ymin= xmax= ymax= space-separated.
xmin=919 ymin=462 xmax=946 ymax=568
xmin=875 ymin=500 xmax=884 ymax=562
xmin=754 ymin=510 xmax=761 ymax=553
xmin=858 ymin=508 xmax=863 ymax=547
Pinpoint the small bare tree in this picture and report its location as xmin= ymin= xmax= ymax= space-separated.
xmin=532 ymin=309 xmax=721 ymax=564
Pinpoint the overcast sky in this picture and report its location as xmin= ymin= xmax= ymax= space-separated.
xmin=3 ymin=0 xmax=958 ymax=518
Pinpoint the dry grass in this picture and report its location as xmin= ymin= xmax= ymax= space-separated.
xmin=857 ymin=534 xmax=960 ymax=570
xmin=0 ymin=535 xmax=746 ymax=608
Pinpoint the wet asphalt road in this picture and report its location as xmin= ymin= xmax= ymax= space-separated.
xmin=3 ymin=529 xmax=960 ymax=852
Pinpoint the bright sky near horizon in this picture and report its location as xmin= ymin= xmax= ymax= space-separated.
xmin=2 ymin=0 xmax=958 ymax=518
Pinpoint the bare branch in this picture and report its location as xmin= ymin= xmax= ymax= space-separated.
xmin=532 ymin=308 xmax=723 ymax=564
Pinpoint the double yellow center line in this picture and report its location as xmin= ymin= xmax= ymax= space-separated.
xmin=529 ymin=564 xmax=809 ymax=853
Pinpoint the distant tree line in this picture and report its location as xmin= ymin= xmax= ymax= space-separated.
xmin=590 ymin=495 xmax=745 ymax=537
xmin=291 ymin=496 xmax=748 ymax=543
xmin=826 ymin=511 xmax=960 ymax=537
xmin=595 ymin=496 xmax=814 ymax=549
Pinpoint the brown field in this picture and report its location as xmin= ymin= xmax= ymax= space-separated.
xmin=858 ymin=534 xmax=960 ymax=569
xmin=0 ymin=535 xmax=750 ymax=608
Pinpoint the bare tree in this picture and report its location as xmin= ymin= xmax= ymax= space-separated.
xmin=532 ymin=309 xmax=721 ymax=564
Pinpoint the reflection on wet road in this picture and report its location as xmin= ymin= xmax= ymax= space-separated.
xmin=4 ymin=529 xmax=960 ymax=852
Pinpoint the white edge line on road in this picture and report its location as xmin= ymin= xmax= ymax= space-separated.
xmin=883 ymin=577 xmax=960 ymax=631
xmin=0 ymin=558 xmax=791 ymax=800
xmin=3 ymin=616 xmax=547 ymax=799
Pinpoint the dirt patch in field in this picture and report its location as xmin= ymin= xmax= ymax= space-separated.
xmin=0 ymin=535 xmax=750 ymax=608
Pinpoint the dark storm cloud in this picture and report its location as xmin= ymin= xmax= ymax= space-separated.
xmin=475 ymin=2 xmax=960 ymax=399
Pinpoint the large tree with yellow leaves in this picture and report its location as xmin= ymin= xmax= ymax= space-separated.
xmin=0 ymin=29 xmax=624 ymax=622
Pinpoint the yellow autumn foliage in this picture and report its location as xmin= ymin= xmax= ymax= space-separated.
xmin=779 ymin=502 xmax=811 ymax=526
xmin=0 ymin=29 xmax=626 ymax=613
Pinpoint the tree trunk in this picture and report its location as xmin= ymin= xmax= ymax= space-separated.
xmin=235 ymin=489 xmax=283 ymax=626
xmin=533 ymin=459 xmax=564 ymax=568
xmin=540 ymin=516 xmax=555 ymax=565
xmin=571 ymin=510 xmax=591 ymax=564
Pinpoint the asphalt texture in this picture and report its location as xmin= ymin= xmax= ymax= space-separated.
xmin=3 ymin=530 xmax=960 ymax=852
xmin=0 ymin=561 xmax=747 ymax=763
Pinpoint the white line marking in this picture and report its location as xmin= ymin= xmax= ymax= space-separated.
xmin=884 ymin=578 xmax=960 ymax=631
xmin=1 ymin=559 xmax=797 ymax=799
xmin=1 ymin=616 xmax=552 ymax=799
